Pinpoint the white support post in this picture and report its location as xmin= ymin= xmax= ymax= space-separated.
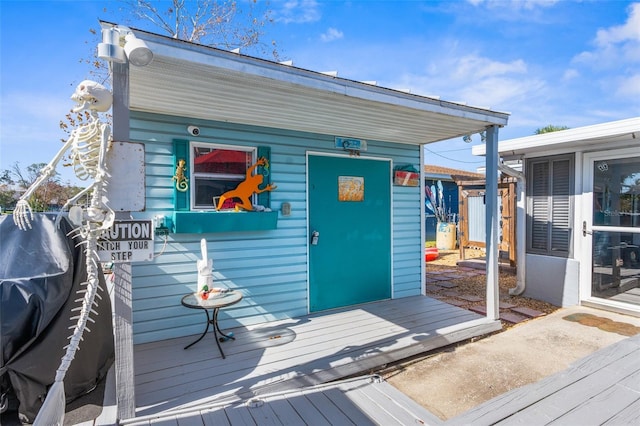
xmin=420 ymin=144 xmax=426 ymax=295
xmin=485 ymin=125 xmax=500 ymax=321
xmin=111 ymin=61 xmax=136 ymax=421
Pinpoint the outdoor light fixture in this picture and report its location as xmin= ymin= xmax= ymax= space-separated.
xmin=98 ymin=25 xmax=153 ymax=66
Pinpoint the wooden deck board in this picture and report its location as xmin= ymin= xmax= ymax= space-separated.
xmin=343 ymin=378 xmax=431 ymax=425
xmin=124 ymin=376 xmax=439 ymax=426
xmin=301 ymin=388 xmax=359 ymax=425
xmin=321 ymin=387 xmax=376 ymax=426
xmin=124 ymin=315 xmax=640 ymax=426
xmin=449 ymin=333 xmax=640 ymax=426
xmin=260 ymin=394 xmax=307 ymax=425
xmin=134 ymin=297 xmax=457 ymax=379
xmin=200 ymin=406 xmax=231 ymax=426
xmin=131 ymin=296 xmax=497 ymax=417
xmin=603 ymin=398 xmax=640 ymax=425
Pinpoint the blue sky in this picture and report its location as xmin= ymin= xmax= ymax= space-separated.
xmin=1 ymin=0 xmax=639 ymax=185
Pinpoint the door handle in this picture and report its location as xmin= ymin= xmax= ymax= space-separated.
xmin=310 ymin=230 xmax=320 ymax=245
xmin=582 ymin=221 xmax=592 ymax=237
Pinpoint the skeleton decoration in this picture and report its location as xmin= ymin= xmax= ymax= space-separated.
xmin=13 ymin=80 xmax=114 ymax=425
xmin=14 ymin=80 xmax=114 ymax=232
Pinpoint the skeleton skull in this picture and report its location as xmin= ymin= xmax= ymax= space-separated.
xmin=71 ymin=80 xmax=113 ymax=113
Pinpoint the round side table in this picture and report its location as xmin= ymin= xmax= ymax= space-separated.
xmin=181 ymin=290 xmax=242 ymax=359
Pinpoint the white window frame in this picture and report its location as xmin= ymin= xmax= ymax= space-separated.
xmin=189 ymin=142 xmax=257 ymax=210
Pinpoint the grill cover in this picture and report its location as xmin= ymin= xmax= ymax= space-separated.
xmin=0 ymin=214 xmax=114 ymax=422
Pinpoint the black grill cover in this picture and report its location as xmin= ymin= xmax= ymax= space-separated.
xmin=1 ymin=214 xmax=114 ymax=422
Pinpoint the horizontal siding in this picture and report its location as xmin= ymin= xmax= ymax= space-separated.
xmin=128 ymin=112 xmax=422 ymax=344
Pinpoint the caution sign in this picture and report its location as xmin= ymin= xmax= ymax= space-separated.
xmin=97 ymin=220 xmax=154 ymax=263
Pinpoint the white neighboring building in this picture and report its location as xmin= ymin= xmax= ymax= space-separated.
xmin=474 ymin=117 xmax=640 ymax=316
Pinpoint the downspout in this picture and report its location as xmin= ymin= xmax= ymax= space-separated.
xmin=497 ymin=163 xmax=526 ymax=295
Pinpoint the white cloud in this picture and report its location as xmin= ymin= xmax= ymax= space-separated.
xmin=595 ymin=3 xmax=640 ymax=46
xmin=451 ymin=55 xmax=527 ymax=80
xmin=572 ymin=3 xmax=640 ymax=101
xmin=467 ymin=0 xmax=559 ymax=11
xmin=320 ymin=27 xmax=343 ymax=42
xmin=387 ymin=53 xmax=544 ymax=111
xmin=575 ymin=3 xmax=640 ymax=63
xmin=273 ymin=0 xmax=321 ymax=24
xmin=562 ymin=69 xmax=579 ymax=81
xmin=615 ymin=73 xmax=640 ymax=98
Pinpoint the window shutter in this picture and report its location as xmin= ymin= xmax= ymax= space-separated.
xmin=530 ymin=161 xmax=549 ymax=250
xmin=173 ymin=139 xmax=190 ymax=211
xmin=550 ymin=159 xmax=571 ymax=252
xmin=526 ymin=155 xmax=573 ymax=257
xmin=257 ymin=146 xmax=271 ymax=208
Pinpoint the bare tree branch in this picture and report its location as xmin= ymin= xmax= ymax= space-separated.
xmin=122 ymin=0 xmax=279 ymax=59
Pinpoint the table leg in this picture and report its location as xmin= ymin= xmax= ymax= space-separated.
xmin=184 ymin=309 xmax=211 ymax=350
xmin=214 ymin=308 xmax=236 ymax=343
xmin=183 ymin=307 xmax=234 ymax=359
xmin=211 ymin=308 xmax=226 ymax=359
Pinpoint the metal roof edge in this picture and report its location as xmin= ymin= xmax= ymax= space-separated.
xmin=472 ymin=116 xmax=640 ymax=156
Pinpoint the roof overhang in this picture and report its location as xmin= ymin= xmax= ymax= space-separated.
xmin=118 ymin=24 xmax=509 ymax=146
xmin=473 ymin=117 xmax=640 ymax=157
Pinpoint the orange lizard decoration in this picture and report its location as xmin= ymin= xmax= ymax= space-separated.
xmin=216 ymin=157 xmax=276 ymax=211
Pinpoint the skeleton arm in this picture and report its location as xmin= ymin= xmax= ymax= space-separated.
xmin=13 ymin=139 xmax=75 ymax=230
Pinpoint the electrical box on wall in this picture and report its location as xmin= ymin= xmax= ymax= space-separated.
xmin=154 ymin=214 xmax=171 ymax=236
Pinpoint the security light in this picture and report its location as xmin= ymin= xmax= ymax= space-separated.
xmin=97 ymin=27 xmax=126 ymax=64
xmin=123 ymin=33 xmax=153 ymax=66
xmin=98 ymin=26 xmax=153 ymax=66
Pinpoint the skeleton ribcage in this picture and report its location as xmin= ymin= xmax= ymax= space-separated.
xmin=71 ymin=120 xmax=103 ymax=180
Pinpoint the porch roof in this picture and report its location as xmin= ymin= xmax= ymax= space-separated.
xmin=114 ymin=23 xmax=509 ymax=146
xmin=472 ymin=116 xmax=640 ymax=157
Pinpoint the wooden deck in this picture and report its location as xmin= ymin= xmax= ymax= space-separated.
xmin=121 ymin=320 xmax=640 ymax=426
xmin=449 ymin=332 xmax=640 ymax=425
xmin=129 ymin=295 xmax=500 ymax=419
xmin=122 ymin=375 xmax=444 ymax=426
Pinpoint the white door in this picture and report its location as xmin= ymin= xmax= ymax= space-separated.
xmin=582 ymin=149 xmax=640 ymax=311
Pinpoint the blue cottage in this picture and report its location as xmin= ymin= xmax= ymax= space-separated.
xmin=103 ymin=24 xmax=510 ymax=345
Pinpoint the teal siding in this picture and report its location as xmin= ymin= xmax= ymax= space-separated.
xmin=128 ymin=112 xmax=422 ymax=344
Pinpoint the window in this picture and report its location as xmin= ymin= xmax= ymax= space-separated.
xmin=526 ymin=155 xmax=574 ymax=257
xmin=190 ymin=143 xmax=256 ymax=210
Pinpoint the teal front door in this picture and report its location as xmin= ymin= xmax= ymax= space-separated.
xmin=308 ymin=154 xmax=392 ymax=312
